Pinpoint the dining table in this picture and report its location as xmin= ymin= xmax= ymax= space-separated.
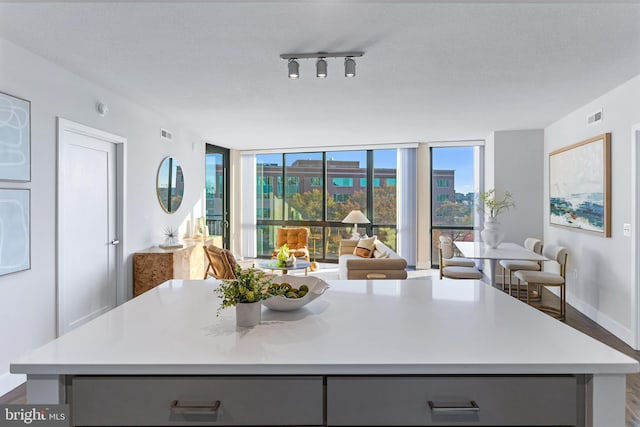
xmin=454 ymin=241 xmax=548 ymax=288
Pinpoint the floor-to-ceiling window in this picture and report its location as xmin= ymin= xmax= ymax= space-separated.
xmin=373 ymin=149 xmax=397 ymax=251
xmin=205 ymin=144 xmax=230 ymax=248
xmin=256 ymin=149 xmax=398 ymax=261
xmin=430 ymin=145 xmax=481 ymax=267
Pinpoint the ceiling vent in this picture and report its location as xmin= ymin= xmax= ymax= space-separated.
xmin=587 ymin=109 xmax=603 ymax=126
xmin=160 ymin=128 xmax=173 ymax=141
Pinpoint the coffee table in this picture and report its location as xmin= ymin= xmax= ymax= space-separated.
xmin=259 ymin=260 xmax=312 ymax=275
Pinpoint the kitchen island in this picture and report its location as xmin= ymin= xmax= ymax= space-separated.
xmin=12 ymin=278 xmax=638 ymax=426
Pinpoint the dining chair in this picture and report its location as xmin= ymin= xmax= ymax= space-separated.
xmin=439 ymin=236 xmax=476 ymax=267
xmin=513 ymin=245 xmax=568 ymax=320
xmin=499 ymin=237 xmax=543 ymax=297
xmin=438 ymin=238 xmax=483 ymax=280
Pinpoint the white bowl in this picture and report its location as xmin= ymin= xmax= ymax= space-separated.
xmin=263 ymin=275 xmax=330 ymax=311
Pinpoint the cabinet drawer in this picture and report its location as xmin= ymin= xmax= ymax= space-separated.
xmin=72 ymin=376 xmax=323 ymax=426
xmin=327 ymin=376 xmax=578 ymax=426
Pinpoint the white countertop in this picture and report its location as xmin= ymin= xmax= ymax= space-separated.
xmin=11 ymin=278 xmax=638 ymax=376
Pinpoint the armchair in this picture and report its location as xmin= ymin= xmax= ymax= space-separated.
xmin=271 ymin=227 xmax=310 ymax=261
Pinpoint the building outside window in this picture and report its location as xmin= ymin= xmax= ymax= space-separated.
xmin=255 ymin=149 xmax=398 ymax=260
xmin=430 ymin=145 xmax=482 ymax=267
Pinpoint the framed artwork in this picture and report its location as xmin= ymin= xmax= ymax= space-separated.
xmin=0 ymin=188 xmax=30 ymax=276
xmin=549 ymin=133 xmax=611 ymax=236
xmin=0 ymin=91 xmax=31 ymax=181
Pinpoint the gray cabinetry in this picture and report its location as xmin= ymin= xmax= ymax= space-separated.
xmin=70 ymin=375 xmax=583 ymax=427
xmin=327 ymin=376 xmax=580 ymax=426
xmin=72 ymin=376 xmax=323 ymax=426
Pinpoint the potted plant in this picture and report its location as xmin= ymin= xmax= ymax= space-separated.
xmin=215 ymin=265 xmax=272 ymax=327
xmin=477 ymin=189 xmax=515 ymax=248
xmin=276 ymin=244 xmax=289 ymax=267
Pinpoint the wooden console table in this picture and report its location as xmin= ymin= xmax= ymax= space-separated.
xmin=133 ymin=238 xmax=214 ymax=296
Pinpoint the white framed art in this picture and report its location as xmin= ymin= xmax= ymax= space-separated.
xmin=0 ymin=188 xmax=30 ymax=276
xmin=0 ymin=91 xmax=31 ymax=181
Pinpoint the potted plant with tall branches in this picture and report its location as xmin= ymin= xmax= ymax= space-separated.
xmin=477 ymin=189 xmax=515 ymax=248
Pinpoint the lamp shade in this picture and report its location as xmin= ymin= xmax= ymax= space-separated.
xmin=342 ymin=210 xmax=370 ymax=224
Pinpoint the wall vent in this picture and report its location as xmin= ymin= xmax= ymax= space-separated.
xmin=160 ymin=128 xmax=173 ymax=141
xmin=587 ymin=109 xmax=603 ymax=126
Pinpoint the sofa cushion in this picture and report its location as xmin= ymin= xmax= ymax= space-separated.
xmin=373 ymin=248 xmax=390 ymax=258
xmin=354 ymin=236 xmax=377 ymax=258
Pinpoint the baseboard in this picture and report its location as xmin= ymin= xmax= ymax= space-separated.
xmin=566 ymin=292 xmax=634 ymax=346
xmin=0 ymin=371 xmax=25 ymax=397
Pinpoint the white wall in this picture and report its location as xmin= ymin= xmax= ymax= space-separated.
xmin=482 ymin=130 xmax=544 ymax=280
xmin=544 ymin=74 xmax=640 ymax=345
xmin=0 ymin=37 xmax=204 ymax=393
xmin=491 ymin=130 xmax=545 ymax=244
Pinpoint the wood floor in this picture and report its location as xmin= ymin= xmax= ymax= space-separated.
xmin=2 ymin=290 xmax=640 ymax=426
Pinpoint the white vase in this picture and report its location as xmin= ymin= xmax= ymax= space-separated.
xmin=235 ymin=301 xmax=261 ymax=327
xmin=481 ymin=217 xmax=505 ymax=249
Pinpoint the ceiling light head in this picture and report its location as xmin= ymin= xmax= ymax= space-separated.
xmin=316 ymin=58 xmax=327 ymax=78
xmin=344 ymin=57 xmax=356 ymax=77
xmin=288 ymin=59 xmax=299 ymax=79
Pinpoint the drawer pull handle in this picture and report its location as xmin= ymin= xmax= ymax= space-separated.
xmin=428 ymin=400 xmax=480 ymax=413
xmin=170 ymin=400 xmax=221 ymax=415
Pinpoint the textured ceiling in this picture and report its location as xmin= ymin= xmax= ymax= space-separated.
xmin=0 ymin=1 xmax=639 ymax=150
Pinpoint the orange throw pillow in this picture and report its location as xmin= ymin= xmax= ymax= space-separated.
xmin=353 ymin=236 xmax=377 ymax=258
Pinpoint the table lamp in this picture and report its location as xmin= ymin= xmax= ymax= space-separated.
xmin=342 ymin=210 xmax=370 ymax=240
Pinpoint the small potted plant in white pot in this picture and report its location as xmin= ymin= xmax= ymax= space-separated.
xmin=477 ymin=189 xmax=515 ymax=248
xmin=215 ymin=265 xmax=272 ymax=327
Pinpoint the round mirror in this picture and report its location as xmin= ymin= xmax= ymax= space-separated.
xmin=156 ymin=156 xmax=184 ymax=214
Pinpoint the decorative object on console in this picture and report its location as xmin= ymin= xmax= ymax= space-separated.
xmin=159 ymin=226 xmax=183 ymax=249
xmin=478 ymin=189 xmax=515 ymax=249
xmin=0 ymin=91 xmax=30 ymax=181
xmin=192 ymin=216 xmax=209 ymax=239
xmin=342 ymin=209 xmax=370 ymax=240
xmin=0 ymin=188 xmax=30 ymax=276
xmin=215 ymin=265 xmax=272 ymax=327
xmin=549 ymin=133 xmax=611 ymax=237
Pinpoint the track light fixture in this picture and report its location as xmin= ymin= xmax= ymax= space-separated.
xmin=316 ymin=58 xmax=327 ymax=78
xmin=287 ymin=59 xmax=299 ymax=79
xmin=280 ymin=51 xmax=364 ymax=79
xmin=344 ymin=57 xmax=356 ymax=77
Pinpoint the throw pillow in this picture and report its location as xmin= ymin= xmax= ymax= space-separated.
xmin=353 ymin=236 xmax=377 ymax=258
xmin=373 ymin=248 xmax=389 ymax=259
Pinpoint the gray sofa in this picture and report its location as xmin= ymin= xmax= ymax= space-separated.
xmin=338 ymin=239 xmax=408 ymax=280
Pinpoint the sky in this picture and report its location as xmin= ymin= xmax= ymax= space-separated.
xmin=431 ymin=146 xmax=475 ymax=195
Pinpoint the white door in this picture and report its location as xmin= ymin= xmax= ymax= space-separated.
xmin=58 ymin=119 xmax=125 ymax=335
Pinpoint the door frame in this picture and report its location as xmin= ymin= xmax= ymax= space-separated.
xmin=56 ymin=118 xmax=127 ymax=336
xmin=632 ymin=122 xmax=640 ymax=349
